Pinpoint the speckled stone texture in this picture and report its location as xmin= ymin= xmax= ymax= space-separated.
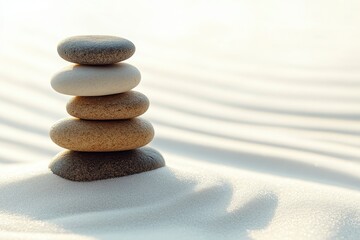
xmin=51 ymin=63 xmax=141 ymax=96
xmin=50 ymin=118 xmax=154 ymax=151
xmin=49 ymin=147 xmax=165 ymax=181
xmin=66 ymin=91 xmax=149 ymax=120
xmin=57 ymin=35 xmax=135 ymax=65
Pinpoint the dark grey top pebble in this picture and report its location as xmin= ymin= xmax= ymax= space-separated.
xmin=57 ymin=35 xmax=135 ymax=65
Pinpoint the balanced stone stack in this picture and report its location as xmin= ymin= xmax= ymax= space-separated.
xmin=49 ymin=35 xmax=165 ymax=181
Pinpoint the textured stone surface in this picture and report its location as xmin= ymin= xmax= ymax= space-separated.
xmin=50 ymin=118 xmax=154 ymax=151
xmin=49 ymin=147 xmax=165 ymax=181
xmin=57 ymin=35 xmax=135 ymax=65
xmin=51 ymin=63 xmax=141 ymax=96
xmin=66 ymin=91 xmax=149 ymax=120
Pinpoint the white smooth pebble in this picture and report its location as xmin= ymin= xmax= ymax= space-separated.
xmin=51 ymin=63 xmax=141 ymax=96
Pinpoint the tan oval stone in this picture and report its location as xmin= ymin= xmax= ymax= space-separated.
xmin=50 ymin=118 xmax=154 ymax=152
xmin=66 ymin=91 xmax=149 ymax=120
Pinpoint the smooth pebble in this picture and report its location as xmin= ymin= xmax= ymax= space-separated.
xmin=66 ymin=91 xmax=149 ymax=120
xmin=49 ymin=147 xmax=165 ymax=181
xmin=51 ymin=63 xmax=141 ymax=96
xmin=57 ymin=35 xmax=135 ymax=65
xmin=50 ymin=118 xmax=154 ymax=152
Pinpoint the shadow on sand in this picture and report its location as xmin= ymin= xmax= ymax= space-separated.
xmin=0 ymin=166 xmax=278 ymax=238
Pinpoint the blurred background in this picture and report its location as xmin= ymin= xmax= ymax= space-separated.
xmin=0 ymin=0 xmax=359 ymax=187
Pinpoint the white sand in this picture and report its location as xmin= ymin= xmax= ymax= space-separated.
xmin=0 ymin=0 xmax=360 ymax=239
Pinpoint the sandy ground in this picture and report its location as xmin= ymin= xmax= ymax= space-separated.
xmin=0 ymin=0 xmax=360 ymax=239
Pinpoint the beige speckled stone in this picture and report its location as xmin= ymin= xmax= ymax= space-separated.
xmin=57 ymin=35 xmax=135 ymax=65
xmin=66 ymin=91 xmax=149 ymax=120
xmin=49 ymin=147 xmax=165 ymax=181
xmin=50 ymin=118 xmax=154 ymax=152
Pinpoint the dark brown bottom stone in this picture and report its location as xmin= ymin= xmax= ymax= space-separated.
xmin=49 ymin=147 xmax=165 ymax=181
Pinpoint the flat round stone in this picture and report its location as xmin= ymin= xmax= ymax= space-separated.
xmin=49 ymin=147 xmax=165 ymax=181
xmin=66 ymin=91 xmax=149 ymax=120
xmin=50 ymin=118 xmax=154 ymax=152
xmin=51 ymin=63 xmax=141 ymax=96
xmin=57 ymin=35 xmax=135 ymax=65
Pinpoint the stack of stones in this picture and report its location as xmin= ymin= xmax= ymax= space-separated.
xmin=49 ymin=35 xmax=165 ymax=181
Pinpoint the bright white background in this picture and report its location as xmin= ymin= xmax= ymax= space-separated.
xmin=0 ymin=1 xmax=360 ymax=239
